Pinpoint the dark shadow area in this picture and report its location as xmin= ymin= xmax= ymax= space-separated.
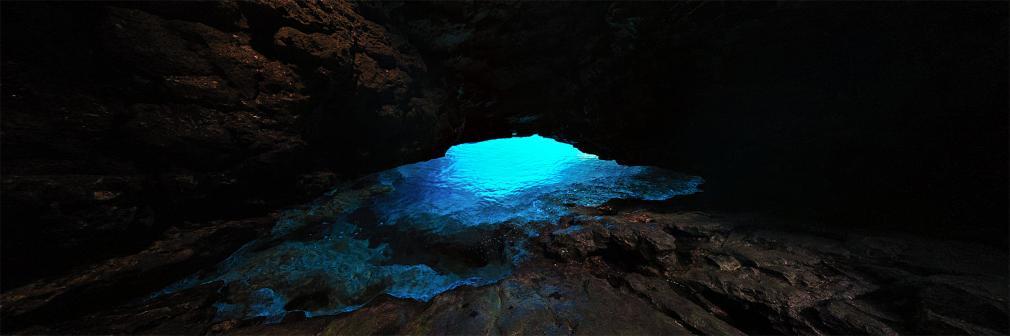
xmin=1 ymin=1 xmax=1006 ymax=335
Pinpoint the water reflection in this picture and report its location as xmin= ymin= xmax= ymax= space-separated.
xmin=158 ymin=135 xmax=702 ymax=322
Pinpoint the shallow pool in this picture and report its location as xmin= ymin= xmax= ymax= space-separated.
xmin=158 ymin=135 xmax=702 ymax=322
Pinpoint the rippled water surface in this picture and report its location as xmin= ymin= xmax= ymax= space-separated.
xmin=160 ymin=135 xmax=702 ymax=321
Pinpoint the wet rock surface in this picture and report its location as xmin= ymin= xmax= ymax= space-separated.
xmin=127 ymin=146 xmax=700 ymax=323
xmin=5 ymin=202 xmax=1005 ymax=335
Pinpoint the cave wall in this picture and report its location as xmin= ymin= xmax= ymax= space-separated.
xmin=0 ymin=1 xmax=459 ymax=288
xmin=381 ymin=1 xmax=1009 ymax=244
xmin=2 ymin=1 xmax=1007 ymax=288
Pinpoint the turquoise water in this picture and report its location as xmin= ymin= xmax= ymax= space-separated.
xmin=373 ymin=135 xmax=701 ymax=233
xmin=158 ymin=135 xmax=702 ymax=322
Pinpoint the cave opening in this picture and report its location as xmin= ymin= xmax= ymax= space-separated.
xmin=2 ymin=2 xmax=1007 ymax=334
xmin=154 ymin=135 xmax=702 ymax=322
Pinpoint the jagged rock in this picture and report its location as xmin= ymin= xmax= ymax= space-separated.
xmin=624 ymin=273 xmax=747 ymax=336
xmin=0 ymin=175 xmax=155 ymax=288
xmin=61 ymin=281 xmax=227 ymax=335
xmin=231 ymin=260 xmax=694 ymax=335
xmin=812 ymin=301 xmax=899 ymax=336
xmin=1 ymin=1 xmax=1005 ymax=335
xmin=706 ymin=255 xmax=742 ymax=271
xmin=0 ymin=217 xmax=275 ymax=333
xmin=543 ymin=217 xmax=677 ymax=274
xmin=3 ymin=206 xmax=1006 ymax=335
xmin=542 ymin=209 xmax=1008 ymax=335
xmin=1 ymin=0 xmax=453 ymax=288
xmin=273 ymin=26 xmax=353 ymax=69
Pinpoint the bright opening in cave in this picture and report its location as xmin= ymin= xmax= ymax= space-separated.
xmin=439 ymin=135 xmax=602 ymax=198
xmin=157 ymin=135 xmax=702 ymax=322
xmin=373 ymin=135 xmax=703 ymax=232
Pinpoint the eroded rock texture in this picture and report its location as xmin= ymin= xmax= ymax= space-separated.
xmin=8 ymin=203 xmax=1005 ymax=334
xmin=378 ymin=2 xmax=1008 ymax=245
xmin=1 ymin=1 xmax=455 ymax=287
xmin=1 ymin=0 xmax=1007 ymax=335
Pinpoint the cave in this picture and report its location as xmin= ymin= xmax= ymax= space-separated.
xmin=1 ymin=1 xmax=1007 ymax=335
xmin=152 ymin=135 xmax=700 ymax=323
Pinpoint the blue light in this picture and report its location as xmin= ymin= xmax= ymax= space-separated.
xmin=156 ymin=135 xmax=703 ymax=322
xmin=373 ymin=135 xmax=702 ymax=230
xmin=441 ymin=135 xmax=600 ymax=198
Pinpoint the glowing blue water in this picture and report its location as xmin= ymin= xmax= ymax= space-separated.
xmin=158 ymin=135 xmax=702 ymax=322
xmin=373 ymin=135 xmax=701 ymax=233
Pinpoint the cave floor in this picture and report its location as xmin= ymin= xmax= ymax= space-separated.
xmin=3 ymin=203 xmax=1007 ymax=335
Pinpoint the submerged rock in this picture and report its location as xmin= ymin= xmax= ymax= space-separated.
xmin=148 ymin=136 xmax=702 ymax=322
xmin=215 ymin=207 xmax=1006 ymax=335
xmin=1 ymin=1 xmax=1005 ymax=335
xmin=5 ymin=205 xmax=1005 ymax=335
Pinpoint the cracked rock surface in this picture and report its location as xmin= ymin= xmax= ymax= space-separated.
xmin=2 ymin=1 xmax=1006 ymax=334
xmin=6 ymin=202 xmax=1004 ymax=335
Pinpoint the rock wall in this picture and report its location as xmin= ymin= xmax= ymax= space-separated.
xmin=1 ymin=1 xmax=457 ymax=288
xmin=381 ymin=2 xmax=1009 ymax=244
xmin=2 ymin=1 xmax=1007 ymax=289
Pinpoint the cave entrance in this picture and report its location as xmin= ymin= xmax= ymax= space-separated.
xmin=370 ymin=135 xmax=704 ymax=228
xmin=156 ymin=135 xmax=702 ymax=322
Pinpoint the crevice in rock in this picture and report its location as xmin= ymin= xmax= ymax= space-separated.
xmin=695 ymin=288 xmax=784 ymax=335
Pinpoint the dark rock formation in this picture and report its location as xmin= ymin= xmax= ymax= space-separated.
xmin=0 ymin=216 xmax=275 ymax=332
xmin=1 ymin=0 xmax=455 ymax=288
xmin=1 ymin=0 xmax=1007 ymax=334
xmin=379 ymin=1 xmax=1008 ymax=245
xmin=14 ymin=203 xmax=1003 ymax=334
xmin=231 ymin=206 xmax=1007 ymax=335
